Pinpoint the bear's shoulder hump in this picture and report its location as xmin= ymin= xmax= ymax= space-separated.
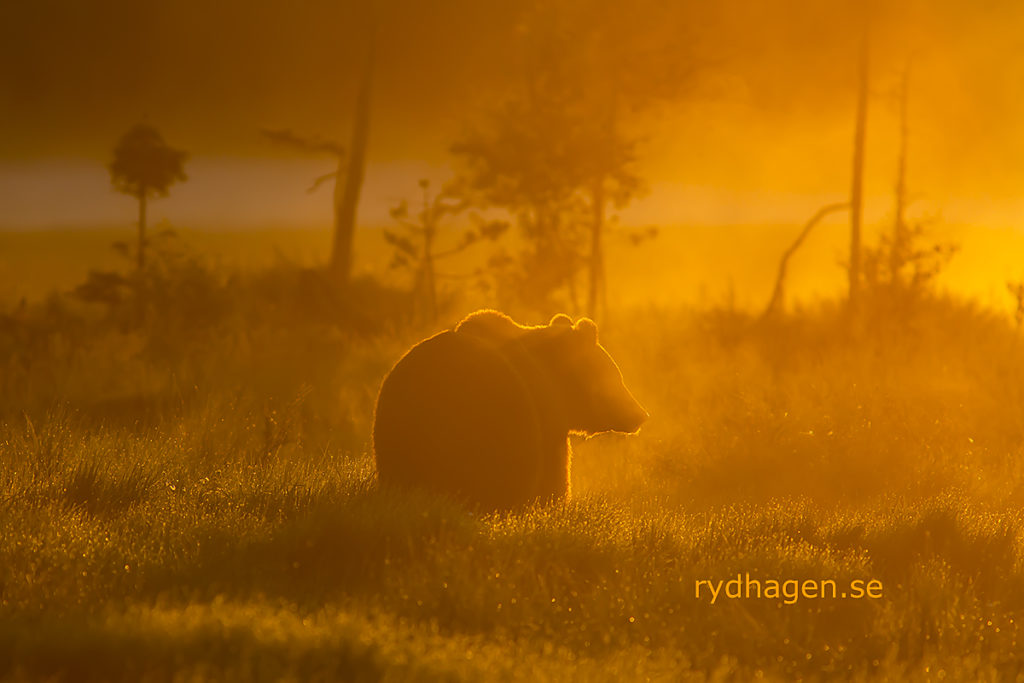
xmin=455 ymin=309 xmax=526 ymax=343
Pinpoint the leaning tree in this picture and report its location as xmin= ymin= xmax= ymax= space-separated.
xmin=109 ymin=124 xmax=188 ymax=271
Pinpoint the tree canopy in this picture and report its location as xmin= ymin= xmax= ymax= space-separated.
xmin=109 ymin=124 xmax=188 ymax=200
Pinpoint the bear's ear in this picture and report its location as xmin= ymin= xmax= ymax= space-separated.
xmin=574 ymin=318 xmax=598 ymax=345
xmin=549 ymin=313 xmax=573 ymax=327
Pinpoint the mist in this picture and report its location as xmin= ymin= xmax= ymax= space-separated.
xmin=7 ymin=2 xmax=1024 ymax=680
xmin=2 ymin=0 xmax=1022 ymax=225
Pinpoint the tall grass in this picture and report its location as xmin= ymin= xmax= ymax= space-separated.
xmin=2 ymin=262 xmax=1024 ymax=680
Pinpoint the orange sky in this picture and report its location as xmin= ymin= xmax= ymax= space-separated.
xmin=1 ymin=1 xmax=1022 ymax=233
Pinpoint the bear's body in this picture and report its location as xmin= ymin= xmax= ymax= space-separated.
xmin=372 ymin=310 xmax=647 ymax=510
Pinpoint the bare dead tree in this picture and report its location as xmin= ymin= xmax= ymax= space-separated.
xmin=890 ymin=57 xmax=912 ymax=283
xmin=261 ymin=128 xmax=346 ymax=191
xmin=1008 ymin=281 xmax=1024 ymax=335
xmin=760 ymin=202 xmax=850 ymax=321
xmin=330 ymin=30 xmax=376 ymax=286
xmin=587 ymin=178 xmax=608 ymax=321
xmin=848 ymin=19 xmax=870 ymax=312
xmin=260 ymin=24 xmax=375 ymax=288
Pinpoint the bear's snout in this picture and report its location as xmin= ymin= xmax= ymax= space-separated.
xmin=613 ymin=395 xmax=649 ymax=434
xmin=625 ymin=402 xmax=649 ymax=433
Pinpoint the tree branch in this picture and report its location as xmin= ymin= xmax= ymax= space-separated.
xmin=761 ymin=202 xmax=850 ymax=321
xmin=261 ymin=128 xmax=345 ymax=157
xmin=306 ymin=172 xmax=338 ymax=193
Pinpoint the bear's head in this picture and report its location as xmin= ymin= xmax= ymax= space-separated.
xmin=541 ymin=314 xmax=648 ymax=436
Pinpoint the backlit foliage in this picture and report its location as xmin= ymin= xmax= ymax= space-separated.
xmin=3 ymin=283 xmax=1024 ymax=680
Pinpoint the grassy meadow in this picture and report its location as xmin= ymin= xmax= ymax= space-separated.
xmin=3 ymin=229 xmax=1024 ymax=681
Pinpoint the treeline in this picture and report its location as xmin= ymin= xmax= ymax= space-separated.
xmin=59 ymin=1 xmax=983 ymax=331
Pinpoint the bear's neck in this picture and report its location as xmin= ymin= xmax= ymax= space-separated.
xmin=500 ymin=337 xmax=573 ymax=437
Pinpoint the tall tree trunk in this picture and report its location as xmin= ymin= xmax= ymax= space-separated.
xmin=587 ymin=181 xmax=606 ymax=320
xmin=137 ymin=192 xmax=147 ymax=271
xmin=848 ymin=23 xmax=869 ymax=310
xmin=329 ymin=32 xmax=375 ymax=286
xmin=423 ymin=210 xmax=438 ymax=323
xmin=891 ymin=59 xmax=911 ymax=284
xmin=565 ymin=266 xmax=579 ymax=314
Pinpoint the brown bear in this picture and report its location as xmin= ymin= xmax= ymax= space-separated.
xmin=372 ymin=310 xmax=648 ymax=510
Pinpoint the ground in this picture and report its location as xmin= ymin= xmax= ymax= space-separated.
xmin=2 ymin=260 xmax=1024 ymax=681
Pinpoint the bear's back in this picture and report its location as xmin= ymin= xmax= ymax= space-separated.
xmin=372 ymin=329 xmax=547 ymax=509
xmin=454 ymin=309 xmax=527 ymax=345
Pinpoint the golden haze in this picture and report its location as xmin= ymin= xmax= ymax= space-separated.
xmin=2 ymin=1 xmax=1024 ymax=680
